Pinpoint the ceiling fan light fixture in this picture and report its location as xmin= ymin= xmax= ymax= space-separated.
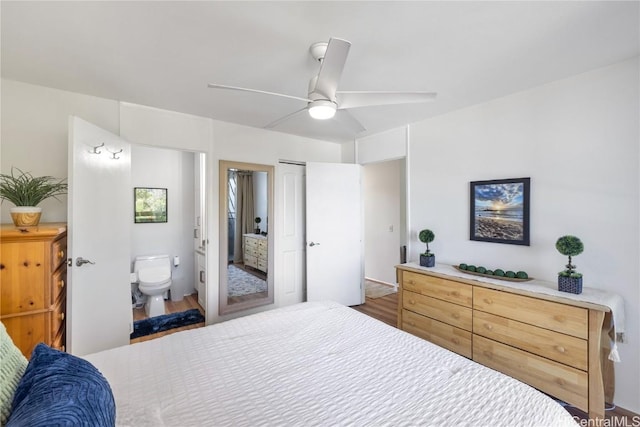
xmin=308 ymin=100 xmax=337 ymax=120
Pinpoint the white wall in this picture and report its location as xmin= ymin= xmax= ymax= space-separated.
xmin=408 ymin=57 xmax=639 ymax=412
xmin=357 ymin=127 xmax=407 ymax=164
xmin=0 ymin=79 xmax=120 ymax=223
xmin=131 ymin=145 xmax=196 ymax=299
xmin=363 ymin=160 xmax=402 ymax=285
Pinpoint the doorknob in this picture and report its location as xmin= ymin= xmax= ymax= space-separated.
xmin=308 ymin=242 xmax=320 ymax=247
xmin=75 ymin=257 xmax=95 ymax=267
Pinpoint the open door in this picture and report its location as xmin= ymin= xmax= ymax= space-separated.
xmin=306 ymin=162 xmax=364 ymax=306
xmin=67 ymin=117 xmax=132 ymax=356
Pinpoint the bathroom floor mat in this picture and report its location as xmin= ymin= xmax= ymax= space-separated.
xmin=130 ymin=308 xmax=205 ymax=339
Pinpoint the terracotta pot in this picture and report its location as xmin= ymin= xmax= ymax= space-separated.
xmin=10 ymin=207 xmax=42 ymax=227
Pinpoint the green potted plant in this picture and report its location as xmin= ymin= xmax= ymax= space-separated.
xmin=0 ymin=167 xmax=67 ymax=227
xmin=556 ymin=235 xmax=584 ymax=294
xmin=254 ymin=217 xmax=262 ymax=234
xmin=418 ymin=229 xmax=435 ymax=267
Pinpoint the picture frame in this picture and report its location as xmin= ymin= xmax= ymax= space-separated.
xmin=134 ymin=187 xmax=168 ymax=223
xmin=469 ymin=177 xmax=530 ymax=246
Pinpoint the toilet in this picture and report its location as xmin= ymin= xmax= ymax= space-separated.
xmin=134 ymin=255 xmax=172 ymax=318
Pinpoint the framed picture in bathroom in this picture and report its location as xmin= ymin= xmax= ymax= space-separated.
xmin=134 ymin=187 xmax=168 ymax=223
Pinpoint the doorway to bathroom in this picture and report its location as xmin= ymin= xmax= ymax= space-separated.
xmin=130 ymin=145 xmax=207 ymax=338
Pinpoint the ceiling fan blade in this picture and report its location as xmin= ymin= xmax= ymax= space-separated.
xmin=312 ymin=38 xmax=351 ymax=100
xmin=263 ymin=106 xmax=309 ymax=129
xmin=207 ymin=83 xmax=312 ymax=103
xmin=337 ymin=91 xmax=437 ymax=110
xmin=334 ymin=109 xmax=366 ymax=134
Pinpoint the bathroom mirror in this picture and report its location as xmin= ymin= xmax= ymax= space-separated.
xmin=219 ymin=160 xmax=274 ymax=315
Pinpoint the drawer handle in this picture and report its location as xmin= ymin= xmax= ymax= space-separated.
xmin=58 ymin=279 xmax=65 ymax=289
xmin=408 ymin=321 xmax=415 ymax=327
xmin=408 ymin=280 xmax=415 ymax=285
xmin=483 ymin=298 xmax=493 ymax=305
xmin=452 ymin=313 xmax=460 ymax=319
xmin=484 ymin=323 xmax=493 ymax=331
xmin=408 ymin=299 xmax=415 ymax=305
xmin=555 ymin=346 xmax=566 ymax=353
xmin=483 ymin=350 xmax=493 ymax=358
xmin=452 ymin=338 xmax=460 ymax=344
xmin=59 ymin=312 xmax=65 ymax=321
xmin=451 ymin=291 xmax=460 ymax=297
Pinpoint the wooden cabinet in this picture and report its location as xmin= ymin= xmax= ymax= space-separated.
xmin=1 ymin=223 xmax=67 ymax=358
xmin=396 ymin=264 xmax=612 ymax=421
xmin=243 ymin=234 xmax=267 ymax=273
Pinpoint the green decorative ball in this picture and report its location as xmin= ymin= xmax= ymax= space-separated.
xmin=459 ymin=263 xmax=468 ymax=270
xmin=493 ymin=269 xmax=505 ymax=277
xmin=476 ymin=266 xmax=486 ymax=274
xmin=467 ymin=265 xmax=476 ymax=272
xmin=418 ymin=229 xmax=435 ymax=244
xmin=516 ymin=271 xmax=529 ymax=279
xmin=485 ymin=270 xmax=494 ymax=275
xmin=505 ymin=271 xmax=516 ymax=278
xmin=555 ymin=235 xmax=584 ymax=257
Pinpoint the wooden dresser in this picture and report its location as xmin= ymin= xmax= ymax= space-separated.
xmin=1 ymin=223 xmax=67 ymax=358
xmin=243 ymin=233 xmax=267 ymax=273
xmin=396 ymin=263 xmax=613 ymax=421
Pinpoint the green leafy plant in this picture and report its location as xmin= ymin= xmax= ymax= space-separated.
xmin=556 ymin=235 xmax=584 ymax=278
xmin=254 ymin=217 xmax=262 ymax=225
xmin=0 ymin=167 xmax=67 ymax=207
xmin=418 ymin=229 xmax=435 ymax=257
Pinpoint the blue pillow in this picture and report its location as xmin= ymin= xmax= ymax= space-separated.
xmin=7 ymin=344 xmax=115 ymax=427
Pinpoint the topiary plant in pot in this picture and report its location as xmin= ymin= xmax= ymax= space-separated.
xmin=418 ymin=229 xmax=436 ymax=267
xmin=0 ymin=167 xmax=67 ymax=227
xmin=556 ymin=235 xmax=584 ymax=294
xmin=254 ymin=217 xmax=262 ymax=234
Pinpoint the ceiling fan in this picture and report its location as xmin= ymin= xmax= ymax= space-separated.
xmin=207 ymin=37 xmax=437 ymax=133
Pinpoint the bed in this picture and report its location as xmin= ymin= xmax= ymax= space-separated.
xmin=75 ymin=301 xmax=575 ymax=426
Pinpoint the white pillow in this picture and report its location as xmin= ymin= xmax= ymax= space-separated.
xmin=0 ymin=322 xmax=27 ymax=426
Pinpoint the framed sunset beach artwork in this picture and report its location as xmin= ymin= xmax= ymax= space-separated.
xmin=470 ymin=177 xmax=530 ymax=246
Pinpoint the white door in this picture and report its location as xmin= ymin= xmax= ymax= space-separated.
xmin=67 ymin=116 xmax=132 ymax=356
xmin=306 ymin=162 xmax=364 ymax=306
xmin=279 ymin=162 xmax=306 ymax=305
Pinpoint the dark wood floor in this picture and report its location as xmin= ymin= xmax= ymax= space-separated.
xmin=351 ymin=292 xmax=638 ymax=425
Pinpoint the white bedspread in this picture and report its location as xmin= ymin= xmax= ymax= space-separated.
xmin=85 ymin=301 xmax=577 ymax=427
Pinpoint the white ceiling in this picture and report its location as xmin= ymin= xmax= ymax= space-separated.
xmin=2 ymin=1 xmax=638 ymax=143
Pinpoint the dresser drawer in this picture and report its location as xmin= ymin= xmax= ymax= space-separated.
xmin=473 ymin=287 xmax=588 ymax=339
xmin=244 ymin=255 xmax=258 ymax=268
xmin=51 ymin=237 xmax=67 ymax=271
xmin=244 ymin=237 xmax=258 ymax=249
xmin=473 ymin=335 xmax=588 ymax=411
xmin=257 ymin=239 xmax=267 ymax=250
xmin=473 ymin=311 xmax=587 ymax=371
xmin=402 ymin=309 xmax=472 ymax=358
xmin=51 ymin=326 xmax=65 ymax=352
xmin=402 ymin=271 xmax=472 ymax=307
xmin=257 ymin=259 xmax=267 ymax=272
xmin=403 ymin=290 xmax=472 ymax=331
xmin=51 ymin=268 xmax=67 ymax=306
xmin=51 ymin=300 xmax=66 ymax=333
